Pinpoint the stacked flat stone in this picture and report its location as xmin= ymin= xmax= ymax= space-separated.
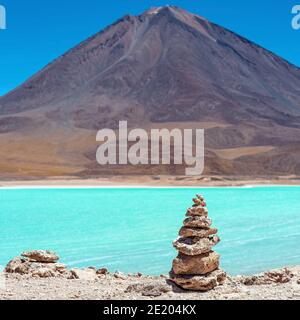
xmin=170 ymin=194 xmax=226 ymax=291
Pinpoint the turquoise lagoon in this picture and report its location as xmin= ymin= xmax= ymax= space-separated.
xmin=0 ymin=186 xmax=299 ymax=275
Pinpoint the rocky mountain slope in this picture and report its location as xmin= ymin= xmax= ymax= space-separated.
xmin=0 ymin=6 xmax=300 ymax=178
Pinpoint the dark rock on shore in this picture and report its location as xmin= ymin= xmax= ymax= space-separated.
xmin=21 ymin=250 xmax=59 ymax=263
xmin=5 ymin=251 xmax=69 ymax=278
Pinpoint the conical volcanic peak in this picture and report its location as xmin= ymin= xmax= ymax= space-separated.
xmin=0 ymin=6 xmax=300 ymax=178
xmin=143 ymin=5 xmax=207 ymax=21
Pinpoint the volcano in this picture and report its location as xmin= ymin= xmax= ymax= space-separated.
xmin=1 ymin=6 xmax=300 ymax=178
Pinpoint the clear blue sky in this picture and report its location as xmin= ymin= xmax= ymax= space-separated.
xmin=0 ymin=0 xmax=299 ymax=96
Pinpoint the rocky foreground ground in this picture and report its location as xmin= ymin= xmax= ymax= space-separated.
xmin=0 ymin=250 xmax=299 ymax=300
xmin=0 ymin=267 xmax=300 ymax=300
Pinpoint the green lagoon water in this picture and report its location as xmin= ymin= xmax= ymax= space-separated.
xmin=0 ymin=186 xmax=299 ymax=275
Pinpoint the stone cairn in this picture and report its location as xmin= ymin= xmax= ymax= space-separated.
xmin=170 ymin=194 xmax=226 ymax=291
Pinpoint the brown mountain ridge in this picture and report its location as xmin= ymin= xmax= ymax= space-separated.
xmin=0 ymin=6 xmax=300 ymax=178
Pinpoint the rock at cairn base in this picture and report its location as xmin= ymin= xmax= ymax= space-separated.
xmin=170 ymin=269 xmax=226 ymax=291
xmin=169 ymin=194 xmax=226 ymax=291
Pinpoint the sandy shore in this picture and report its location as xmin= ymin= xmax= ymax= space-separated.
xmin=1 ymin=175 xmax=300 ymax=188
xmin=1 ymin=266 xmax=300 ymax=300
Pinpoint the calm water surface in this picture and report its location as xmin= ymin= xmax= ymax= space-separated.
xmin=0 ymin=187 xmax=299 ymax=275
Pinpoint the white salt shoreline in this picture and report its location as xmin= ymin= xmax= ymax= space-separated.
xmin=1 ymin=175 xmax=299 ymax=189
xmin=0 ymin=184 xmax=299 ymax=190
